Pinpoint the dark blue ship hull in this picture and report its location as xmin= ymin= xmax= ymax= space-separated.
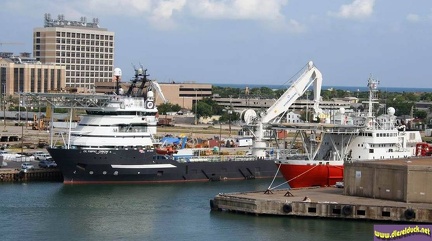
xmin=47 ymin=148 xmax=279 ymax=184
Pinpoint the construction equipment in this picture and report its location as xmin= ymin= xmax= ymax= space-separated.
xmin=32 ymin=114 xmax=48 ymax=130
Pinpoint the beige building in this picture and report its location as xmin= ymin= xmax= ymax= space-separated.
xmin=33 ymin=14 xmax=114 ymax=91
xmin=0 ymin=53 xmax=66 ymax=95
xmin=156 ymin=83 xmax=212 ymax=109
xmin=94 ymin=81 xmax=212 ymax=110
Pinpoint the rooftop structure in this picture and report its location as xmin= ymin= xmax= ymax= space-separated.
xmin=33 ymin=14 xmax=115 ymax=92
xmin=0 ymin=52 xmax=66 ymax=96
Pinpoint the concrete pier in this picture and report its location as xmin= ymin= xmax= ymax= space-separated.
xmin=0 ymin=168 xmax=62 ymax=182
xmin=210 ymin=187 xmax=432 ymax=223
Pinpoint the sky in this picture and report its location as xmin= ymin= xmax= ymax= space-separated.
xmin=0 ymin=0 xmax=431 ymax=88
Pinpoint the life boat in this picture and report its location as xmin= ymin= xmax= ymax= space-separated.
xmin=155 ymin=146 xmax=178 ymax=155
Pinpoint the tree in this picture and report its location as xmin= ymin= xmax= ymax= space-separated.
xmin=194 ymin=101 xmax=213 ymax=119
xmin=414 ymin=110 xmax=427 ymax=119
xmin=157 ymin=103 xmax=181 ymax=114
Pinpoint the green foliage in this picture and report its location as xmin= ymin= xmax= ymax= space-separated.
xmin=199 ymin=98 xmax=224 ymax=115
xmin=212 ymin=86 xmax=241 ymax=98
xmin=194 ymin=101 xmax=213 ymax=118
xmin=212 ymin=85 xmax=431 ymax=118
xmin=218 ymin=110 xmax=239 ymax=123
xmin=414 ymin=110 xmax=427 ymax=119
xmin=157 ymin=103 xmax=182 ymax=114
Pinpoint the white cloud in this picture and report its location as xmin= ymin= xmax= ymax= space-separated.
xmin=82 ymin=0 xmax=293 ymax=30
xmin=329 ymin=0 xmax=375 ymax=20
xmin=406 ymin=14 xmax=420 ymax=23
xmin=188 ymin=0 xmax=287 ymax=21
xmin=186 ymin=0 xmax=305 ymax=33
xmin=148 ymin=0 xmax=187 ymax=30
xmin=2 ymin=0 xmax=302 ymax=31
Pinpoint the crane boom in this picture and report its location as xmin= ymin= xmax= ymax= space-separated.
xmin=252 ymin=61 xmax=323 ymax=158
xmin=151 ymin=81 xmax=168 ymax=104
xmin=261 ymin=61 xmax=322 ymax=123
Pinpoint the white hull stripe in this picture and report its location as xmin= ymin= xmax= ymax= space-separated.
xmin=111 ymin=164 xmax=177 ymax=169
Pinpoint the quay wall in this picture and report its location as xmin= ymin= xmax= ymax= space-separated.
xmin=211 ymin=188 xmax=432 ymax=223
xmin=0 ymin=168 xmax=62 ymax=182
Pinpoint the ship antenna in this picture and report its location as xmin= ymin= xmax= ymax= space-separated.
xmin=366 ymin=74 xmax=379 ymax=128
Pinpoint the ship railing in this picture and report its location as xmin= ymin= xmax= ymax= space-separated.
xmin=277 ymin=149 xmax=310 ymax=160
xmin=175 ymin=155 xmax=260 ymax=163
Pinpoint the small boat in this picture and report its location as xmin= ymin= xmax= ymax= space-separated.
xmin=155 ymin=146 xmax=178 ymax=155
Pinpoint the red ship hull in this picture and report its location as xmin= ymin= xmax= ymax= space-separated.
xmin=278 ymin=163 xmax=344 ymax=188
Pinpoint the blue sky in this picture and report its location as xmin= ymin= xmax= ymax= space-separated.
xmin=1 ymin=0 xmax=431 ymax=88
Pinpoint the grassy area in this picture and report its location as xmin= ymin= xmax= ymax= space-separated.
xmin=423 ymin=136 xmax=432 ymax=143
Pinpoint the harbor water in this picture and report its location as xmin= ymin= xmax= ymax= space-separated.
xmin=0 ymin=179 xmax=373 ymax=241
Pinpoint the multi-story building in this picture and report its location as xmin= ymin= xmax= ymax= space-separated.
xmin=0 ymin=52 xmax=66 ymax=95
xmin=33 ymin=14 xmax=114 ymax=92
xmin=155 ymin=82 xmax=212 ymax=109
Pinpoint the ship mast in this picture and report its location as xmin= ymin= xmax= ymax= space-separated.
xmin=366 ymin=76 xmax=379 ymax=128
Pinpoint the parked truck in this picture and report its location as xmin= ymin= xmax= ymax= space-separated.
xmin=158 ymin=117 xmax=174 ymax=126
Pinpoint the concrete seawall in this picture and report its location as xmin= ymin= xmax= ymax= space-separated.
xmin=0 ymin=168 xmax=62 ymax=182
xmin=210 ymin=187 xmax=432 ymax=223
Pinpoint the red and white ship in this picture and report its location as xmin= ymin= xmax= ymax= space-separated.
xmin=274 ymin=77 xmax=423 ymax=188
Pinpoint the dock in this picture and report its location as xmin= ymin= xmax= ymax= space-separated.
xmin=0 ymin=168 xmax=62 ymax=182
xmin=210 ymin=187 xmax=432 ymax=223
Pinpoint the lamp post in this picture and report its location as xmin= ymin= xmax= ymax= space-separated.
xmin=2 ymin=83 xmax=5 ymax=131
xmin=18 ymin=91 xmax=21 ymax=124
xmin=114 ymin=67 xmax=122 ymax=95
xmin=228 ymin=95 xmax=232 ymax=137
xmin=305 ymin=90 xmax=309 ymax=123
xmin=219 ymin=122 xmax=222 ymax=154
xmin=194 ymin=88 xmax=198 ymax=125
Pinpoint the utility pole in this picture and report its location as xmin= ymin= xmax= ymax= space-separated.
xmin=229 ymin=95 xmax=232 ymax=137
xmin=194 ymin=88 xmax=198 ymax=125
xmin=2 ymin=83 xmax=5 ymax=131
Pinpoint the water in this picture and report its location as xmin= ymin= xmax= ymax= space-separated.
xmin=0 ymin=180 xmax=374 ymax=241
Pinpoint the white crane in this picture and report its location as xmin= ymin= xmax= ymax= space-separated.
xmin=150 ymin=81 xmax=168 ymax=104
xmin=251 ymin=61 xmax=323 ymax=158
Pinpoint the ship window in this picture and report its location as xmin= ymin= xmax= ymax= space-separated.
xmin=369 ymin=149 xmax=374 ymax=153
xmin=157 ymin=171 xmax=163 ymax=176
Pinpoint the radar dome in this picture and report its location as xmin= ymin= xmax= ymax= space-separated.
xmin=147 ymin=90 xmax=154 ymax=98
xmin=339 ymin=107 xmax=345 ymax=114
xmin=387 ymin=107 xmax=395 ymax=115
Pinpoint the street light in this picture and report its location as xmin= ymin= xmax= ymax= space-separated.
xmin=228 ymin=95 xmax=232 ymax=137
xmin=2 ymin=83 xmax=5 ymax=131
xmin=194 ymin=88 xmax=198 ymax=125
xmin=114 ymin=68 xmax=122 ymax=95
